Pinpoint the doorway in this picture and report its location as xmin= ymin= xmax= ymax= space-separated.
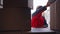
xmin=31 ymin=0 xmax=51 ymax=32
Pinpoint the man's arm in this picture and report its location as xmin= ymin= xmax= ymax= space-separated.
xmin=45 ymin=0 xmax=56 ymax=7
xmin=32 ymin=6 xmax=47 ymax=17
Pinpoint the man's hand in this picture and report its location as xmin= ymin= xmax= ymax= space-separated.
xmin=45 ymin=2 xmax=51 ymax=7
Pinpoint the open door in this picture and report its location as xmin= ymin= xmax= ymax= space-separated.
xmin=50 ymin=1 xmax=56 ymax=30
xmin=50 ymin=0 xmax=60 ymax=31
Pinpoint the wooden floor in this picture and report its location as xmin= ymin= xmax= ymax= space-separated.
xmin=31 ymin=27 xmax=53 ymax=32
xmin=27 ymin=27 xmax=56 ymax=34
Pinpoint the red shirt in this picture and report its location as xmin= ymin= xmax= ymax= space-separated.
xmin=31 ymin=11 xmax=44 ymax=28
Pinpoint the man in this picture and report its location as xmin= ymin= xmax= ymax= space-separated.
xmin=31 ymin=6 xmax=47 ymax=28
xmin=31 ymin=0 xmax=56 ymax=28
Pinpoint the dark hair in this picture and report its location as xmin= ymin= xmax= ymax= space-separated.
xmin=36 ymin=6 xmax=47 ymax=11
xmin=37 ymin=6 xmax=42 ymax=9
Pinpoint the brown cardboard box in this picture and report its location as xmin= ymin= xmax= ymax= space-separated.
xmin=1 ymin=8 xmax=31 ymax=31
